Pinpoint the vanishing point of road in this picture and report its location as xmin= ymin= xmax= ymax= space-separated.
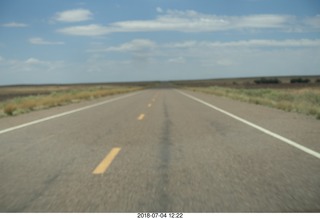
xmin=0 ymin=88 xmax=319 ymax=212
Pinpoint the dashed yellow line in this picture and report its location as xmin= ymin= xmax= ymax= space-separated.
xmin=93 ymin=147 xmax=121 ymax=175
xmin=137 ymin=113 xmax=145 ymax=120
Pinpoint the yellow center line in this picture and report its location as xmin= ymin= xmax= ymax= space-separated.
xmin=137 ymin=113 xmax=145 ymax=120
xmin=93 ymin=147 xmax=121 ymax=175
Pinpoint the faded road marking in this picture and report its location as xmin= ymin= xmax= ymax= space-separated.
xmin=177 ymin=90 xmax=320 ymax=160
xmin=0 ymin=92 xmax=141 ymax=135
xmin=93 ymin=147 xmax=121 ymax=175
xmin=137 ymin=114 xmax=145 ymax=120
xmin=148 ymin=103 xmax=152 ymax=107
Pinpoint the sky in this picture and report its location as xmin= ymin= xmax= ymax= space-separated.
xmin=0 ymin=0 xmax=320 ymax=85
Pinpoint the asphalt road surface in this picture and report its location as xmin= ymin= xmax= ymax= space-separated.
xmin=1 ymin=88 xmax=319 ymax=212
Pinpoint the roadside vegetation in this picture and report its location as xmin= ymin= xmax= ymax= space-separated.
xmin=0 ymin=85 xmax=143 ymax=118
xmin=188 ymin=86 xmax=320 ymax=119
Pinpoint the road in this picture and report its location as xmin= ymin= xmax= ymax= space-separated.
xmin=0 ymin=88 xmax=319 ymax=212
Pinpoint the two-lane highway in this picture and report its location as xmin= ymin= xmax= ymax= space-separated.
xmin=0 ymin=89 xmax=319 ymax=212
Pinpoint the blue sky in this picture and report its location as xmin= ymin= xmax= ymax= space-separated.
xmin=0 ymin=0 xmax=320 ymax=85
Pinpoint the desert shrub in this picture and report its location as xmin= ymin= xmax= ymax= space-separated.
xmin=189 ymin=86 xmax=320 ymax=119
xmin=254 ymin=78 xmax=281 ymax=84
xmin=4 ymin=103 xmax=17 ymax=116
xmin=21 ymin=99 xmax=38 ymax=110
xmin=0 ymin=86 xmax=143 ymax=118
xmin=290 ymin=78 xmax=310 ymax=83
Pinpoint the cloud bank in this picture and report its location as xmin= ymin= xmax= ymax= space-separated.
xmin=57 ymin=9 xmax=320 ymax=36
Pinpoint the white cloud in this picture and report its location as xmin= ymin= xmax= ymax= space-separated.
xmin=104 ymin=39 xmax=156 ymax=52
xmin=235 ymin=14 xmax=292 ymax=29
xmin=57 ymin=9 xmax=305 ymax=36
xmin=54 ymin=9 xmax=93 ymax=22
xmin=156 ymin=7 xmax=163 ymax=13
xmin=304 ymin=15 xmax=320 ymax=29
xmin=57 ymin=24 xmax=110 ymax=36
xmin=168 ymin=39 xmax=320 ymax=48
xmin=25 ymin=58 xmax=45 ymax=65
xmin=89 ymin=39 xmax=159 ymax=63
xmin=1 ymin=56 xmax=63 ymax=68
xmin=29 ymin=37 xmax=64 ymax=45
xmin=2 ymin=22 xmax=28 ymax=27
xmin=2 ymin=35 xmax=319 ymax=85
xmin=84 ymin=38 xmax=320 ymax=81
xmin=110 ymin=10 xmax=230 ymax=33
xmin=0 ymin=57 xmax=66 ymax=84
xmin=87 ymin=39 xmax=320 ymax=69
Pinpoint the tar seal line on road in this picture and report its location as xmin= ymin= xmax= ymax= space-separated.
xmin=151 ymin=100 xmax=173 ymax=212
xmin=177 ymin=90 xmax=320 ymax=160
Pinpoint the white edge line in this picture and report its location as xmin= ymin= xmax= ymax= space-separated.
xmin=176 ymin=89 xmax=320 ymax=160
xmin=0 ymin=91 xmax=141 ymax=135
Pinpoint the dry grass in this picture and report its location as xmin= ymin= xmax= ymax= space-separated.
xmin=3 ymin=103 xmax=17 ymax=116
xmin=0 ymin=86 xmax=143 ymax=117
xmin=188 ymin=86 xmax=320 ymax=119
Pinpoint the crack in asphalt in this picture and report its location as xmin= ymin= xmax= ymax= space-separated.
xmin=150 ymin=98 xmax=173 ymax=212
